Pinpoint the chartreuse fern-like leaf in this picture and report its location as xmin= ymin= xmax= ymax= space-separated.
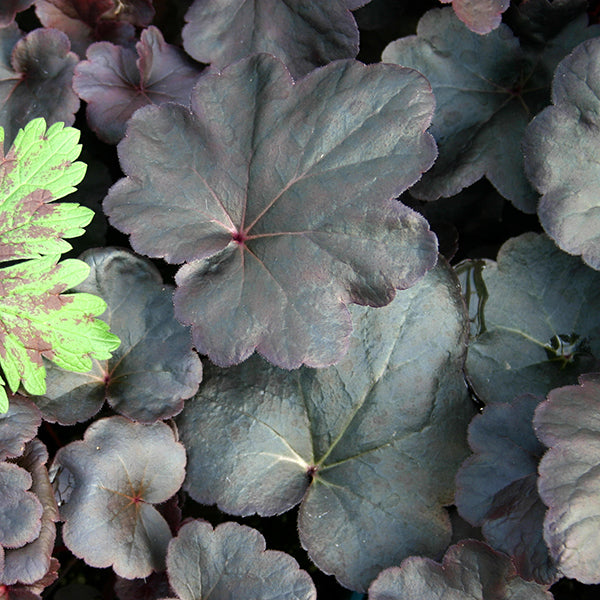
xmin=0 ymin=118 xmax=120 ymax=412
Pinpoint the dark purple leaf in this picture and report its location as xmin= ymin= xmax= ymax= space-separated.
xmin=52 ymin=416 xmax=186 ymax=578
xmin=115 ymin=572 xmax=172 ymax=600
xmin=523 ymin=37 xmax=600 ymax=270
xmin=0 ymin=1 xmax=34 ymax=27
xmin=465 ymin=233 xmax=600 ymax=404
xmin=0 ymin=396 xmax=41 ymax=460
xmin=534 ymin=374 xmax=600 ymax=584
xmin=182 ymin=0 xmax=359 ymax=79
xmin=368 ymin=540 xmax=554 ymax=600
xmin=455 ymin=395 xmax=559 ymax=583
xmin=105 ymin=53 xmax=438 ymax=369
xmin=74 ymin=26 xmax=203 ymax=144
xmin=0 ymin=463 xmax=42 ymax=549
xmin=0 ymin=25 xmax=79 ymax=148
xmin=177 ymin=260 xmax=474 ymax=591
xmin=440 ymin=0 xmax=510 ymax=34
xmin=34 ymin=247 xmax=202 ymax=425
xmin=35 ymin=0 xmax=154 ymax=57
xmin=163 ymin=520 xmax=316 ymax=600
xmin=2 ymin=440 xmax=59 ymax=586
xmin=382 ymin=7 xmax=599 ymax=212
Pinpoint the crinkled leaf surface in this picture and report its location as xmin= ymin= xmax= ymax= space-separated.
xmin=162 ymin=520 xmax=316 ymax=600
xmin=523 ymin=37 xmax=600 ymax=270
xmin=34 ymin=247 xmax=203 ymax=425
xmin=35 ymin=0 xmax=154 ymax=58
xmin=455 ymin=395 xmax=559 ymax=583
xmin=52 ymin=416 xmax=186 ymax=578
xmin=368 ymin=540 xmax=554 ymax=600
xmin=440 ymin=0 xmax=510 ymax=34
xmin=182 ymin=0 xmax=359 ymax=79
xmin=105 ymin=53 xmax=438 ymax=369
xmin=2 ymin=439 xmax=59 ymax=586
xmin=465 ymin=233 xmax=600 ymax=404
xmin=0 ymin=463 xmax=42 ymax=549
xmin=0 ymin=396 xmax=41 ymax=460
xmin=73 ymin=26 xmax=203 ymax=144
xmin=0 ymin=26 xmax=79 ymax=148
xmin=0 ymin=1 xmax=34 ymax=27
xmin=177 ymin=260 xmax=474 ymax=591
xmin=534 ymin=374 xmax=600 ymax=584
xmin=382 ymin=7 xmax=599 ymax=212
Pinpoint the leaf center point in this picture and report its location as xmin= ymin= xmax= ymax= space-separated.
xmin=232 ymin=229 xmax=249 ymax=246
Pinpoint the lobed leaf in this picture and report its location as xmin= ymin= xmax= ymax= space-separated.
xmin=52 ymin=416 xmax=187 ymax=578
xmin=0 ymin=396 xmax=41 ymax=460
xmin=440 ymin=0 xmax=510 ymax=35
xmin=105 ymin=53 xmax=438 ymax=369
xmin=177 ymin=259 xmax=474 ymax=591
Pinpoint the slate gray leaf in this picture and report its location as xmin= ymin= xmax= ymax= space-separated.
xmin=177 ymin=259 xmax=474 ymax=591
xmin=382 ymin=7 xmax=599 ymax=212
xmin=368 ymin=540 xmax=554 ymax=600
xmin=182 ymin=0 xmax=359 ymax=79
xmin=534 ymin=374 xmax=600 ymax=584
xmin=465 ymin=233 xmax=600 ymax=405
xmin=0 ymin=1 xmax=34 ymax=26
xmin=162 ymin=520 xmax=316 ymax=600
xmin=0 ymin=557 xmax=59 ymax=599
xmin=455 ymin=395 xmax=559 ymax=583
xmin=440 ymin=0 xmax=510 ymax=34
xmin=0 ymin=25 xmax=79 ymax=148
xmin=74 ymin=26 xmax=204 ymax=144
xmin=523 ymin=37 xmax=600 ymax=270
xmin=0 ymin=396 xmax=41 ymax=460
xmin=2 ymin=440 xmax=59 ymax=586
xmin=34 ymin=248 xmax=203 ymax=425
xmin=104 ymin=53 xmax=438 ymax=370
xmin=52 ymin=416 xmax=186 ymax=578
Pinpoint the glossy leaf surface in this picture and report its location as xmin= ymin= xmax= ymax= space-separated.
xmin=368 ymin=540 xmax=554 ymax=600
xmin=34 ymin=248 xmax=202 ymax=424
xmin=182 ymin=0 xmax=359 ymax=79
xmin=105 ymin=53 xmax=438 ymax=369
xmin=465 ymin=233 xmax=600 ymax=404
xmin=534 ymin=374 xmax=600 ymax=584
xmin=74 ymin=26 xmax=203 ymax=144
xmin=52 ymin=417 xmax=186 ymax=578
xmin=455 ymin=395 xmax=559 ymax=583
xmin=177 ymin=260 xmax=473 ymax=591
xmin=524 ymin=37 xmax=600 ymax=270
xmin=162 ymin=520 xmax=316 ymax=600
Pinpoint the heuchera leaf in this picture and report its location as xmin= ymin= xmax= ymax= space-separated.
xmin=104 ymin=53 xmax=438 ymax=369
xmin=161 ymin=520 xmax=316 ymax=600
xmin=455 ymin=395 xmax=559 ymax=583
xmin=440 ymin=0 xmax=510 ymax=34
xmin=33 ymin=247 xmax=203 ymax=425
xmin=0 ymin=1 xmax=34 ymax=27
xmin=534 ymin=374 xmax=600 ymax=584
xmin=73 ymin=26 xmax=204 ymax=144
xmin=52 ymin=416 xmax=186 ymax=578
xmin=0 ymin=396 xmax=41 ymax=460
xmin=35 ymin=0 xmax=154 ymax=58
xmin=368 ymin=540 xmax=554 ymax=600
xmin=2 ymin=440 xmax=59 ymax=587
xmin=465 ymin=233 xmax=600 ymax=405
xmin=0 ymin=26 xmax=79 ymax=148
xmin=382 ymin=7 xmax=599 ymax=212
xmin=523 ymin=37 xmax=600 ymax=270
xmin=177 ymin=260 xmax=474 ymax=591
xmin=182 ymin=0 xmax=359 ymax=79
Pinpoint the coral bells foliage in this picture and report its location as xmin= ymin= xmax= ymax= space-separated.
xmin=1 ymin=1 xmax=600 ymax=599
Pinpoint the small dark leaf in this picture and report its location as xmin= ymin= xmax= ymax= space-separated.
xmin=115 ymin=571 xmax=172 ymax=600
xmin=74 ymin=26 xmax=203 ymax=144
xmin=105 ymin=53 xmax=438 ymax=369
xmin=52 ymin=416 xmax=186 ymax=578
xmin=455 ymin=395 xmax=559 ymax=583
xmin=0 ymin=1 xmax=34 ymax=27
xmin=440 ymin=0 xmax=510 ymax=34
xmin=182 ymin=0 xmax=359 ymax=79
xmin=163 ymin=520 xmax=316 ymax=600
xmin=534 ymin=374 xmax=600 ymax=584
xmin=34 ymin=247 xmax=203 ymax=425
xmin=465 ymin=233 xmax=600 ymax=404
xmin=0 ymin=396 xmax=41 ymax=460
xmin=368 ymin=540 xmax=554 ymax=600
